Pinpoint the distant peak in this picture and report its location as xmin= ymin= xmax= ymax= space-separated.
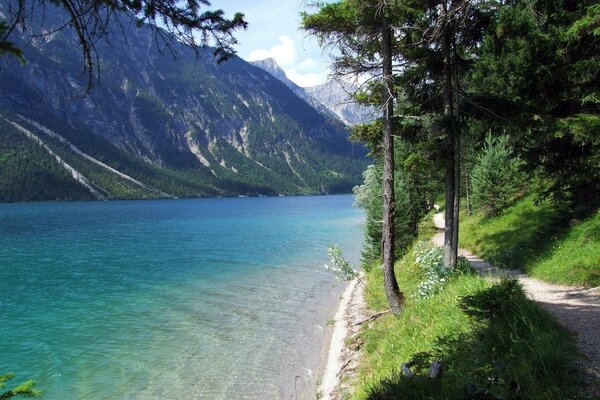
xmin=250 ymin=58 xmax=281 ymax=70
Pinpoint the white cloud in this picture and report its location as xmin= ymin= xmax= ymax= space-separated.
xmin=285 ymin=69 xmax=324 ymax=87
xmin=247 ymin=48 xmax=271 ymax=61
xmin=298 ymin=57 xmax=319 ymax=69
xmin=247 ymin=35 xmax=296 ymax=67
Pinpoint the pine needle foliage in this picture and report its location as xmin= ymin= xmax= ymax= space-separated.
xmin=0 ymin=373 xmax=41 ymax=399
xmin=471 ymin=133 xmax=523 ymax=216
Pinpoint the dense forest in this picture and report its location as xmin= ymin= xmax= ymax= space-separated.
xmin=305 ymin=0 xmax=598 ymax=269
xmin=305 ymin=0 xmax=599 ymax=399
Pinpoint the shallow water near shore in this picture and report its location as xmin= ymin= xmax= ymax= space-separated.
xmin=0 ymin=195 xmax=364 ymax=399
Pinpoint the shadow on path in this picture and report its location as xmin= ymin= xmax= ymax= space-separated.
xmin=432 ymin=212 xmax=600 ymax=394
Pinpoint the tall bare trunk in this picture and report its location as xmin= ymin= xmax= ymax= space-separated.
xmin=381 ymin=16 xmax=403 ymax=315
xmin=452 ymin=124 xmax=460 ymax=259
xmin=442 ymin=9 xmax=458 ymax=269
xmin=464 ymin=163 xmax=471 ymax=216
xmin=451 ymin=42 xmax=461 ymax=263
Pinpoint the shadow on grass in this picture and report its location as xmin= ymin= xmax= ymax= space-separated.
xmin=364 ymin=281 xmax=581 ymax=400
xmin=463 ymin=200 xmax=573 ymax=273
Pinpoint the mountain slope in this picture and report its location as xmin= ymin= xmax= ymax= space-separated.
xmin=251 ymin=58 xmax=375 ymax=127
xmin=0 ymin=117 xmax=95 ymax=202
xmin=305 ymin=80 xmax=376 ymax=126
xmin=249 ymin=58 xmax=339 ymax=121
xmin=0 ymin=2 xmax=368 ymax=201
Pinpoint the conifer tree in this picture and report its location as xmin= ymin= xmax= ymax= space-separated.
xmin=471 ymin=133 xmax=522 ymax=216
xmin=303 ymin=0 xmax=405 ymax=315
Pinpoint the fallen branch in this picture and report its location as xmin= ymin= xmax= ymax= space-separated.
xmin=353 ymin=310 xmax=390 ymax=327
xmin=336 ymin=358 xmax=353 ymax=377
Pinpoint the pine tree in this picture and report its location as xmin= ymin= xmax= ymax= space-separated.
xmin=303 ymin=0 xmax=405 ymax=315
xmin=471 ymin=133 xmax=523 ymax=216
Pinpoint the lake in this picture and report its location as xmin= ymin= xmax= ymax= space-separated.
xmin=0 ymin=195 xmax=364 ymax=399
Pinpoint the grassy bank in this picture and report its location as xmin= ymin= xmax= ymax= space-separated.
xmin=350 ymin=243 xmax=580 ymax=400
xmin=460 ymin=196 xmax=600 ymax=287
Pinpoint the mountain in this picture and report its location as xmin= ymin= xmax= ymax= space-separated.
xmin=0 ymin=3 xmax=368 ymax=202
xmin=251 ymin=58 xmax=375 ymax=127
xmin=305 ymin=80 xmax=377 ymax=126
xmin=249 ymin=58 xmax=338 ymax=121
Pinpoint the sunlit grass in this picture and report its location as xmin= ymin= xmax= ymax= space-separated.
xmin=460 ymin=196 xmax=600 ymax=286
xmin=353 ymin=244 xmax=580 ymax=400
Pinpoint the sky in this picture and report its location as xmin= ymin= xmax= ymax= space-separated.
xmin=212 ymin=0 xmax=334 ymax=88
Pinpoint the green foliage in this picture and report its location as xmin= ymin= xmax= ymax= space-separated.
xmin=412 ymin=241 xmax=474 ymax=299
xmin=354 ymin=253 xmax=579 ymax=400
xmin=353 ymin=163 xmax=383 ymax=266
xmin=566 ymin=4 xmax=600 ymax=39
xmin=470 ymin=133 xmax=523 ymax=216
xmin=461 ymin=195 xmax=600 ymax=286
xmin=0 ymin=373 xmax=41 ymax=399
xmin=353 ymin=156 xmax=431 ymax=267
xmin=459 ymin=278 xmax=522 ymax=321
xmin=470 ymin=0 xmax=600 ymax=209
xmin=325 ymin=244 xmax=359 ymax=281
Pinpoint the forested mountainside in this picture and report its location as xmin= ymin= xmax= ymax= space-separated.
xmin=0 ymin=2 xmax=368 ymax=202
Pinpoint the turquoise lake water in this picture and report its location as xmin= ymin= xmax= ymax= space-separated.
xmin=0 ymin=195 xmax=364 ymax=399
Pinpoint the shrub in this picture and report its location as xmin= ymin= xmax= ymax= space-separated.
xmin=413 ymin=241 xmax=473 ymax=299
xmin=471 ymin=133 xmax=523 ymax=216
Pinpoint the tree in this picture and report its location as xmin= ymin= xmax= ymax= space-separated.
xmin=0 ymin=373 xmax=41 ymax=399
xmin=0 ymin=0 xmax=247 ymax=89
xmin=389 ymin=0 xmax=493 ymax=268
xmin=469 ymin=0 xmax=600 ymax=212
xmin=303 ymin=0 xmax=405 ymax=315
xmin=471 ymin=133 xmax=523 ymax=216
xmin=353 ymin=163 xmax=383 ymax=264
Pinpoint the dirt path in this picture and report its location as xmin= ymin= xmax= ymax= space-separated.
xmin=432 ymin=212 xmax=600 ymax=393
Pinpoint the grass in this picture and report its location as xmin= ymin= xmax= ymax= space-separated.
xmin=351 ymin=243 xmax=581 ymax=400
xmin=460 ymin=195 xmax=600 ymax=287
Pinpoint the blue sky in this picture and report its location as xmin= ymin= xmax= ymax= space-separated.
xmin=212 ymin=0 xmax=333 ymax=87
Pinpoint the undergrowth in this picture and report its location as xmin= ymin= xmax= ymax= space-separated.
xmin=354 ymin=244 xmax=580 ymax=400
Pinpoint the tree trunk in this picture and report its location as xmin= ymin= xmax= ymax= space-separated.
xmin=442 ymin=7 xmax=458 ymax=269
xmin=428 ymin=191 xmax=434 ymax=211
xmin=381 ymin=16 xmax=403 ymax=315
xmin=464 ymin=163 xmax=471 ymax=216
xmin=452 ymin=124 xmax=460 ymax=260
xmin=451 ymin=44 xmax=461 ymax=263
